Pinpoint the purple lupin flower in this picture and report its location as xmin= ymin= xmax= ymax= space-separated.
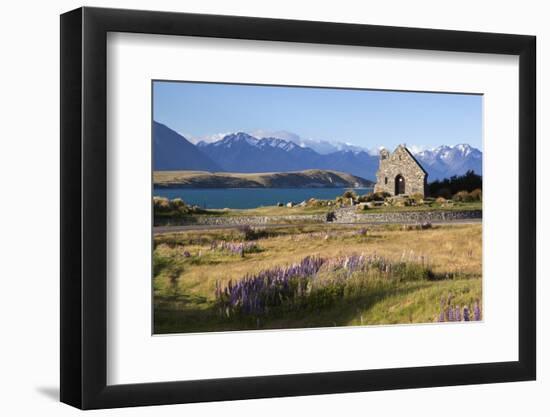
xmin=463 ymin=306 xmax=470 ymax=321
xmin=473 ymin=301 xmax=481 ymax=321
xmin=448 ymin=306 xmax=455 ymax=322
xmin=216 ymin=253 xmax=434 ymax=317
xmin=211 ymin=240 xmax=260 ymax=255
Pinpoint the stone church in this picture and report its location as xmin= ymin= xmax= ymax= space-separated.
xmin=374 ymin=144 xmax=428 ymax=197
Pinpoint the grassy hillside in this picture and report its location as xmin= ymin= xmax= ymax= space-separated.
xmin=153 ymin=169 xmax=374 ymax=189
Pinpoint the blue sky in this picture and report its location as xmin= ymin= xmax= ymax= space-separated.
xmin=153 ymin=81 xmax=482 ymax=150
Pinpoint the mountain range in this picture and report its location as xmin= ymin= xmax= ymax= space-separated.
xmin=153 ymin=121 xmax=482 ymax=181
xmin=153 ymin=121 xmax=221 ymax=171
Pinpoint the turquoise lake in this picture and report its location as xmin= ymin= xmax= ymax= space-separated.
xmin=153 ymin=187 xmax=373 ymax=209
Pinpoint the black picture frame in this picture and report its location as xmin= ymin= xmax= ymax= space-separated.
xmin=60 ymin=6 xmax=536 ymax=410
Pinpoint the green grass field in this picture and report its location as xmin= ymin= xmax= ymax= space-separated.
xmin=153 ymin=223 xmax=482 ymax=334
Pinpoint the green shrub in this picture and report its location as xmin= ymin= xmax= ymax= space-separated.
xmin=453 ymin=190 xmax=478 ymax=202
xmin=453 ymin=190 xmax=470 ymax=202
xmin=171 ymin=198 xmax=186 ymax=208
xmin=305 ymin=198 xmax=329 ymax=207
xmin=342 ymin=190 xmax=358 ymax=200
xmin=410 ymin=193 xmax=424 ymax=203
xmin=360 ymin=191 xmax=390 ymax=202
xmin=153 ymin=196 xmax=172 ymax=212
xmin=375 ymin=191 xmax=391 ymax=201
xmin=153 ymin=196 xmax=206 ymax=220
xmin=238 ymin=225 xmax=269 ymax=240
xmin=469 ymin=188 xmax=482 ymax=201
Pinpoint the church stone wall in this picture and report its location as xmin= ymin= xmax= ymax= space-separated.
xmin=374 ymin=145 xmax=427 ymax=196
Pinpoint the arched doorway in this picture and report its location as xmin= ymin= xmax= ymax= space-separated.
xmin=395 ymin=175 xmax=405 ymax=195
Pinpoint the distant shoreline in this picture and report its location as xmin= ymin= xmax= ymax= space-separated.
xmin=153 ymin=184 xmax=372 ymax=189
xmin=153 ymin=169 xmax=374 ymax=189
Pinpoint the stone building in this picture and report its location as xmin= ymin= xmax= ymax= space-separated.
xmin=374 ymin=144 xmax=428 ymax=197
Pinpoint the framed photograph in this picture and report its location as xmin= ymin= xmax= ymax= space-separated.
xmin=60 ymin=7 xmax=536 ymax=409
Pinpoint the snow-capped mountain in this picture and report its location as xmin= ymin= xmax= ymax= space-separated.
xmin=199 ymin=132 xmax=303 ymax=153
xmin=206 ymin=132 xmax=259 ymax=148
xmin=257 ymin=137 xmax=300 ymax=152
xmin=196 ymin=132 xmax=320 ymax=174
xmin=157 ymin=123 xmax=482 ymax=180
xmin=414 ymin=144 xmax=482 ymax=180
xmin=207 ymin=129 xmax=367 ymax=155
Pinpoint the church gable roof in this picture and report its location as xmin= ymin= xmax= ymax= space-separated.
xmin=400 ymin=146 xmax=428 ymax=176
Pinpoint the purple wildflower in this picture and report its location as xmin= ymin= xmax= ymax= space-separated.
xmin=473 ymin=301 xmax=481 ymax=321
xmin=216 ymin=253 xmax=434 ymax=317
xmin=463 ymin=306 xmax=470 ymax=321
xmin=448 ymin=306 xmax=455 ymax=322
xmin=455 ymin=306 xmax=461 ymax=322
xmin=211 ymin=240 xmax=260 ymax=256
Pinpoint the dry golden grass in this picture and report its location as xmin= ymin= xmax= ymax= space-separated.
xmin=156 ymin=223 xmax=481 ymax=293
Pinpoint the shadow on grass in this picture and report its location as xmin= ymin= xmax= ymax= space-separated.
xmin=153 ymin=280 xmax=434 ymax=335
xmin=156 ymin=292 xmax=208 ymax=305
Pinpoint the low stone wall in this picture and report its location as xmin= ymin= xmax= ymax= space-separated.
xmin=161 ymin=209 xmax=481 ymax=227
xmin=335 ymin=209 xmax=482 ymax=224
xmin=200 ymin=214 xmax=326 ymax=225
